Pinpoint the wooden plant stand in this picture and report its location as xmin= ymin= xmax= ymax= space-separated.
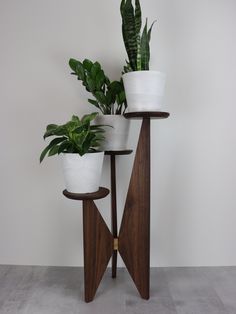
xmin=63 ymin=111 xmax=169 ymax=302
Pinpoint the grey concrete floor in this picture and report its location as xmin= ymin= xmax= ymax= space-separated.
xmin=0 ymin=266 xmax=236 ymax=314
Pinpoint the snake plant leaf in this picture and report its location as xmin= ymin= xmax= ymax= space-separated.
xmin=135 ymin=0 xmax=142 ymax=34
xmin=140 ymin=18 xmax=149 ymax=70
xmin=134 ymin=0 xmax=142 ymax=71
xmin=83 ymin=59 xmax=93 ymax=72
xmin=120 ymin=0 xmax=126 ymax=14
xmin=148 ymin=20 xmax=156 ymax=42
xmin=135 ymin=0 xmax=142 ymax=71
xmin=122 ymin=0 xmax=137 ymax=70
xmin=136 ymin=34 xmax=141 ymax=70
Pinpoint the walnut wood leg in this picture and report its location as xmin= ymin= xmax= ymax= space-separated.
xmin=83 ymin=200 xmax=113 ymax=302
xmin=110 ymin=154 xmax=118 ymax=278
xmin=119 ymin=118 xmax=150 ymax=300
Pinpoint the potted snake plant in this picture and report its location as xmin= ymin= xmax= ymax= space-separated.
xmin=120 ymin=0 xmax=166 ymax=112
xmin=69 ymin=59 xmax=130 ymax=151
xmin=40 ymin=112 xmax=106 ymax=193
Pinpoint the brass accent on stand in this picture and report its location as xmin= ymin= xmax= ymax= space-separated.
xmin=113 ymin=238 xmax=118 ymax=251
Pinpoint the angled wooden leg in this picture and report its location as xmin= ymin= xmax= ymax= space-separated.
xmin=110 ymin=154 xmax=118 ymax=278
xmin=83 ymin=200 xmax=113 ymax=302
xmin=119 ymin=118 xmax=150 ymax=299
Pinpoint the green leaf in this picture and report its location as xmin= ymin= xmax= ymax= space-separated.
xmin=136 ymin=34 xmax=142 ymax=70
xmin=76 ymin=62 xmax=85 ymax=81
xmin=120 ymin=0 xmax=126 ymax=15
xmin=94 ymin=91 xmax=107 ymax=104
xmin=135 ymin=0 xmax=142 ymax=34
xmin=46 ymin=124 xmax=58 ymax=132
xmin=90 ymin=125 xmax=107 ymax=132
xmin=148 ymin=20 xmax=156 ymax=42
xmin=81 ymin=112 xmax=98 ymax=123
xmin=71 ymin=115 xmax=80 ymax=123
xmin=95 ymin=70 xmax=105 ymax=90
xmin=140 ymin=18 xmax=149 ymax=70
xmin=91 ymin=62 xmax=101 ymax=79
xmin=105 ymin=90 xmax=113 ymax=106
xmin=88 ymin=99 xmax=99 ymax=106
xmin=105 ymin=76 xmax=110 ymax=85
xmin=86 ymin=77 xmax=96 ymax=92
xmin=83 ymin=59 xmax=93 ymax=72
xmin=40 ymin=137 xmax=67 ymax=163
xmin=64 ymin=120 xmax=78 ymax=132
xmin=48 ymin=145 xmax=59 ymax=157
xmin=57 ymin=141 xmax=71 ymax=154
xmin=121 ymin=0 xmax=137 ymax=70
xmin=43 ymin=125 xmax=67 ymax=139
xmin=69 ymin=58 xmax=78 ymax=72
xmin=109 ymin=81 xmax=122 ymax=94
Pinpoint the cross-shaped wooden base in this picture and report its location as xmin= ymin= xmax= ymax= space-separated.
xmin=63 ymin=111 xmax=169 ymax=302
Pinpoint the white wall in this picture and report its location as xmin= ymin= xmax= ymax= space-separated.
xmin=0 ymin=0 xmax=236 ymax=267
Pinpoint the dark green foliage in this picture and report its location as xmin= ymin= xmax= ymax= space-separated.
xmin=40 ymin=113 xmax=106 ymax=163
xmin=69 ymin=58 xmax=127 ymax=114
xmin=120 ymin=0 xmax=156 ymax=72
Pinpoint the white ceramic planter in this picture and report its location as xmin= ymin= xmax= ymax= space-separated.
xmin=94 ymin=115 xmax=130 ymax=151
xmin=122 ymin=70 xmax=166 ymax=112
xmin=61 ymin=152 xmax=104 ymax=193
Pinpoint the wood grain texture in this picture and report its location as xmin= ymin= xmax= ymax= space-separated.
xmin=124 ymin=111 xmax=169 ymax=120
xmin=110 ymin=155 xmax=118 ymax=278
xmin=105 ymin=150 xmax=133 ymax=156
xmin=83 ymin=200 xmax=113 ymax=302
xmin=63 ymin=187 xmax=109 ymax=201
xmin=119 ymin=118 xmax=151 ymax=300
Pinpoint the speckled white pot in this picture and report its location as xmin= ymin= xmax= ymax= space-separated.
xmin=61 ymin=152 xmax=104 ymax=193
xmin=94 ymin=115 xmax=130 ymax=151
xmin=123 ymin=70 xmax=166 ymax=112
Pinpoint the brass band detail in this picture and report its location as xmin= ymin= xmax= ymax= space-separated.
xmin=114 ymin=238 xmax=118 ymax=251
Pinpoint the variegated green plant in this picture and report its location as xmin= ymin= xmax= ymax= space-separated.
xmin=40 ymin=113 xmax=106 ymax=162
xmin=120 ymin=0 xmax=156 ymax=72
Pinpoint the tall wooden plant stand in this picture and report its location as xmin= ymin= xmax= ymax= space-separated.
xmin=63 ymin=111 xmax=169 ymax=302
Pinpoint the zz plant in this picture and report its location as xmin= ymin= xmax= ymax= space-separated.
xmin=40 ymin=112 xmax=105 ymax=162
xmin=69 ymin=58 xmax=127 ymax=115
xmin=120 ymin=0 xmax=156 ymax=72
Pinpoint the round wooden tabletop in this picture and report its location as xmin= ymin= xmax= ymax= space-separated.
xmin=63 ymin=187 xmax=109 ymax=201
xmin=105 ymin=149 xmax=133 ymax=156
xmin=124 ymin=111 xmax=170 ymax=120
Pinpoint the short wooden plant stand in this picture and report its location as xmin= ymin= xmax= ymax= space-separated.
xmin=63 ymin=111 xmax=169 ymax=302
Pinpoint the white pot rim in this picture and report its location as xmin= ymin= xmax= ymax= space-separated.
xmin=123 ymin=70 xmax=166 ymax=77
xmin=98 ymin=114 xmax=125 ymax=117
xmin=62 ymin=151 xmax=104 ymax=157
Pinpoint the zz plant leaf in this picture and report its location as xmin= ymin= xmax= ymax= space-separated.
xmin=69 ymin=58 xmax=127 ymax=114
